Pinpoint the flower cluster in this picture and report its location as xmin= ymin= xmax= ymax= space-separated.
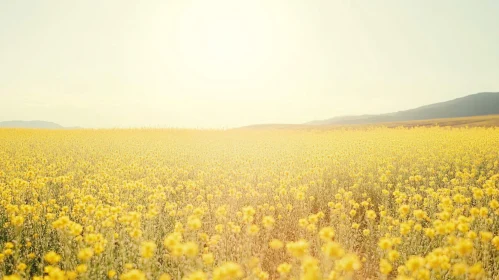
xmin=0 ymin=127 xmax=499 ymax=279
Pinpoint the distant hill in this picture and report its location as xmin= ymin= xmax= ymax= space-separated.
xmin=238 ymin=114 xmax=499 ymax=130
xmin=307 ymin=92 xmax=499 ymax=125
xmin=0 ymin=120 xmax=64 ymax=129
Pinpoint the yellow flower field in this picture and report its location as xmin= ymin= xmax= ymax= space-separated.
xmin=1 ymin=127 xmax=499 ymax=279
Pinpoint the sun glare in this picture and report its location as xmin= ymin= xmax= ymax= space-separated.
xmin=167 ymin=1 xmax=276 ymax=81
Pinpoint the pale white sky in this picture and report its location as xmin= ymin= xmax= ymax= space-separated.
xmin=1 ymin=0 xmax=498 ymax=128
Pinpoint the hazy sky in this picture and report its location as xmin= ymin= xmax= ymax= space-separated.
xmin=1 ymin=1 xmax=498 ymax=128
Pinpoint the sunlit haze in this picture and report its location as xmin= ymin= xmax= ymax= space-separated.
xmin=1 ymin=0 xmax=498 ymax=128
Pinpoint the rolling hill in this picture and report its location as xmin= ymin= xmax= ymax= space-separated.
xmin=307 ymin=92 xmax=499 ymax=125
xmin=0 ymin=120 xmax=64 ymax=129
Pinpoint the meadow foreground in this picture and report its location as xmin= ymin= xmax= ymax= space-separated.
xmin=1 ymin=127 xmax=499 ymax=279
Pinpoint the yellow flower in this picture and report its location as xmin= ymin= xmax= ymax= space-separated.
xmin=202 ymin=253 xmax=214 ymax=265
xmin=327 ymin=271 xmax=339 ymax=280
xmin=400 ymin=223 xmax=411 ymax=235
xmin=452 ymin=262 xmax=467 ymax=276
xmin=67 ymin=271 xmax=78 ymax=280
xmin=467 ymin=231 xmax=478 ymax=240
xmin=47 ymin=267 xmax=65 ymax=279
xmin=182 ymin=242 xmax=199 ymax=258
xmin=492 ymin=236 xmax=499 ymax=249
xmin=349 ymin=209 xmax=357 ymax=217
xmin=480 ymin=231 xmax=493 ymax=242
xmin=184 ymin=270 xmax=207 ymax=280
xmin=413 ymin=209 xmax=425 ymax=220
xmin=120 ymin=269 xmax=145 ymax=280
xmin=378 ymin=237 xmax=392 ymax=250
xmin=242 ymin=206 xmax=256 ymax=223
xmin=301 ymin=256 xmax=320 ymax=280
xmin=269 ymin=239 xmax=284 ymax=250
xmin=489 ymin=199 xmax=499 ymax=209
xmin=11 ymin=216 xmax=24 ymax=227
xmin=170 ymin=244 xmax=183 ymax=257
xmin=129 ymin=228 xmax=142 ymax=239
xmin=163 ymin=232 xmax=182 ymax=249
xmin=306 ymin=223 xmax=317 ymax=233
xmin=215 ymin=224 xmax=224 ymax=233
xmin=286 ymin=240 xmax=309 ymax=258
xmin=454 ymin=239 xmax=473 ymax=256
xmin=16 ymin=262 xmax=27 ymax=271
xmin=108 ymin=270 xmax=117 ymax=278
xmin=159 ymin=274 xmax=172 ymax=280
xmin=424 ymin=228 xmax=435 ymax=239
xmin=469 ymin=263 xmax=484 ymax=278
xmin=187 ymin=218 xmax=202 ymax=230
xmin=262 ymin=216 xmax=275 ymax=229
xmin=398 ymin=205 xmax=410 ymax=217
xmin=140 ymin=241 xmax=156 ymax=259
xmin=247 ymin=224 xmax=260 ymax=235
xmin=44 ymin=251 xmax=61 ymax=265
xmin=78 ymin=248 xmax=94 ymax=262
xmin=319 ymin=227 xmax=335 ymax=241
xmin=379 ymin=259 xmax=392 ymax=275
xmin=231 ymin=225 xmax=241 ymax=233
xmin=405 ymin=256 xmax=425 ymax=272
xmin=322 ymin=241 xmax=345 ymax=259
xmin=277 ymin=262 xmax=292 ymax=275
xmin=213 ymin=262 xmax=244 ymax=280
xmin=3 ymin=275 xmax=21 ymax=280
xmin=308 ymin=214 xmax=319 ymax=224
xmin=479 ymin=207 xmax=488 ymax=217
xmin=335 ymin=254 xmax=361 ymax=272
xmin=388 ymin=250 xmax=400 ymax=262
xmin=299 ymin=219 xmax=308 ymax=228
xmin=470 ymin=207 xmax=480 ymax=216
xmin=366 ymin=210 xmax=377 ymax=220
xmin=76 ymin=264 xmax=88 ymax=274
xmin=413 ymin=223 xmax=422 ymax=231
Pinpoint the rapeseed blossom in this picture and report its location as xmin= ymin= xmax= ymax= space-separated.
xmin=1 ymin=127 xmax=499 ymax=279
